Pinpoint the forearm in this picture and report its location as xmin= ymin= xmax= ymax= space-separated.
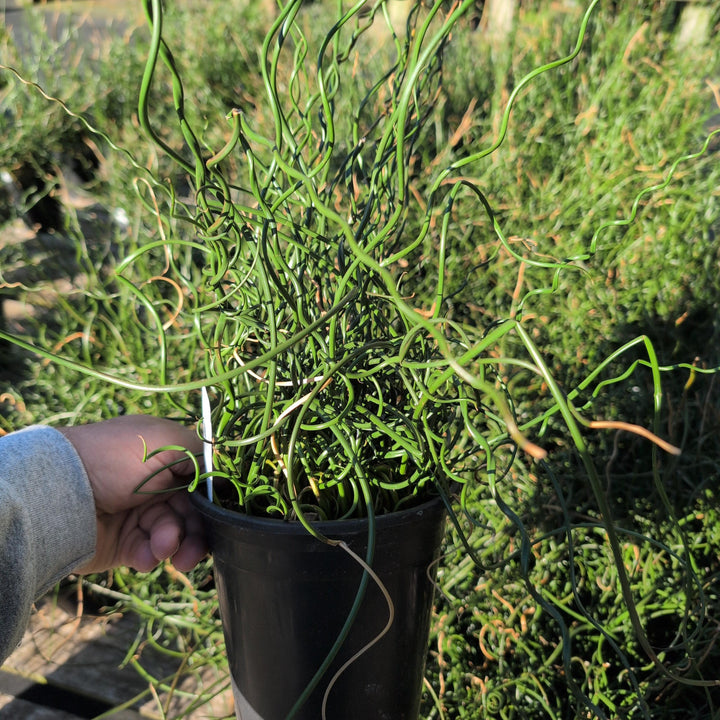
xmin=0 ymin=426 xmax=96 ymax=664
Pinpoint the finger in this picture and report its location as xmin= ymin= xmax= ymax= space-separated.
xmin=120 ymin=524 xmax=206 ymax=574
xmin=161 ymin=494 xmax=208 ymax=571
xmin=139 ymin=496 xmax=207 ymax=568
xmin=121 ymin=526 xmax=161 ymax=573
xmin=168 ymin=492 xmax=205 ymax=534
xmin=171 ymin=533 xmax=209 ymax=572
xmin=121 ymin=519 xmax=182 ymax=573
xmin=137 ymin=502 xmax=186 ymax=562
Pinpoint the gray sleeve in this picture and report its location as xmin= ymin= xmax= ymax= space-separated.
xmin=0 ymin=426 xmax=96 ymax=664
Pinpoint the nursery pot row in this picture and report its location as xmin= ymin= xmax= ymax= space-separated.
xmin=191 ymin=492 xmax=447 ymax=720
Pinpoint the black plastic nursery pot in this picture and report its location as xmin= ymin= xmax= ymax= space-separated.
xmin=190 ymin=491 xmax=447 ymax=720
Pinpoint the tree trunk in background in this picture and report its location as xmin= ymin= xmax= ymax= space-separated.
xmin=674 ymin=3 xmax=714 ymax=51
xmin=386 ymin=0 xmax=412 ymax=37
xmin=481 ymin=0 xmax=517 ymax=48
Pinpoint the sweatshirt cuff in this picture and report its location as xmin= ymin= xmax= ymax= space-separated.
xmin=5 ymin=425 xmax=97 ymax=597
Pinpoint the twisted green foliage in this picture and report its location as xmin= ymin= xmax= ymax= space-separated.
xmin=2 ymin=1 xmax=719 ymax=716
xmin=130 ymin=3 xmax=720 ymax=708
xmin=135 ymin=0 xmax=495 ymax=521
xmin=130 ymin=0 xmax=584 ymax=520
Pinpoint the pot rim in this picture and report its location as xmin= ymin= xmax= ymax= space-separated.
xmin=189 ymin=488 xmax=445 ymax=536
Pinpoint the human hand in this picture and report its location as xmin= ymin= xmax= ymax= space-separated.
xmin=59 ymin=415 xmax=206 ymax=574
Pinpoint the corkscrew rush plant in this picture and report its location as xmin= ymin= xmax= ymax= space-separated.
xmin=133 ymin=0 xmax=505 ymax=522
xmin=129 ymin=0 xmax=707 ymax=499
xmin=2 ymin=1 xmax=719 ymax=716
xmin=130 ymin=2 xmax=719 ymax=711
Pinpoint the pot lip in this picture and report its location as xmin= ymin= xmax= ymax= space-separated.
xmin=189 ymin=489 xmax=446 ymax=534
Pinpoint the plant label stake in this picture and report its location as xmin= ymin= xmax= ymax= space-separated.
xmin=201 ymin=386 xmax=213 ymax=501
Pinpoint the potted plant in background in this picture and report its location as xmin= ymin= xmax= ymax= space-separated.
xmin=2 ymin=0 xmax=719 ymax=718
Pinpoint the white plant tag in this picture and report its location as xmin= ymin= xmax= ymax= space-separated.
xmin=201 ymin=386 xmax=214 ymax=501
